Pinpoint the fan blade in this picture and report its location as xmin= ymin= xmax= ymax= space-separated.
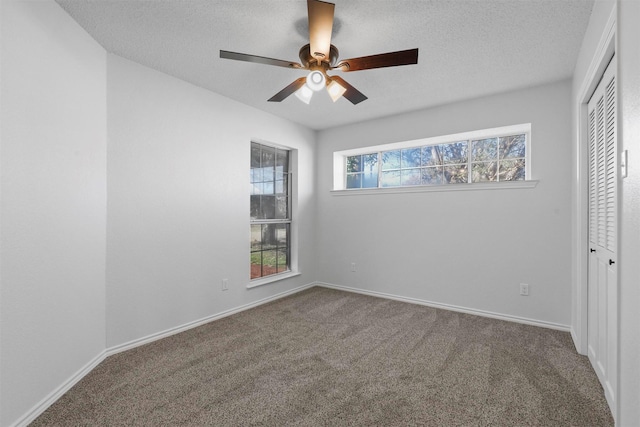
xmin=220 ymin=50 xmax=302 ymax=69
xmin=268 ymin=77 xmax=307 ymax=102
xmin=308 ymin=0 xmax=335 ymax=62
xmin=335 ymin=48 xmax=419 ymax=72
xmin=329 ymin=76 xmax=367 ymax=105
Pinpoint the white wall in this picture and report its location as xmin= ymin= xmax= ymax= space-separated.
xmin=617 ymin=0 xmax=640 ymax=424
xmin=106 ymin=55 xmax=317 ymax=348
xmin=316 ymin=80 xmax=573 ymax=327
xmin=0 ymin=1 xmax=107 ymax=426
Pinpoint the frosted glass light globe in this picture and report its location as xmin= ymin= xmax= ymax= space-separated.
xmin=306 ymin=70 xmax=326 ymax=92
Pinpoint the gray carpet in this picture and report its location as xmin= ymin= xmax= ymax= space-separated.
xmin=32 ymin=287 xmax=613 ymax=426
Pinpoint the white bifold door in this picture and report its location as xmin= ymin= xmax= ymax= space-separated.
xmin=587 ymin=55 xmax=617 ymax=414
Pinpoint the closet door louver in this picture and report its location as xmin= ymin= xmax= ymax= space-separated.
xmin=589 ymin=109 xmax=597 ymax=246
xmin=589 ymin=74 xmax=616 ymax=252
xmin=604 ymin=77 xmax=616 ymax=252
xmin=596 ymin=96 xmax=606 ymax=248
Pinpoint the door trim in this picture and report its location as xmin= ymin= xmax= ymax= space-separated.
xmin=573 ymin=6 xmax=616 ymax=355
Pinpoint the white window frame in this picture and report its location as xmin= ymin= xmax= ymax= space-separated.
xmin=248 ymin=140 xmax=300 ymax=288
xmin=332 ymin=124 xmax=537 ymax=194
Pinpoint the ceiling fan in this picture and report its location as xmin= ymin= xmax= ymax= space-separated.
xmin=220 ymin=0 xmax=419 ymax=105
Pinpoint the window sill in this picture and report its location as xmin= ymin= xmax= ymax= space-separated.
xmin=246 ymin=271 xmax=301 ymax=289
xmin=331 ymin=180 xmax=539 ymax=196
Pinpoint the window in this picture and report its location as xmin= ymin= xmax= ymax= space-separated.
xmin=339 ymin=124 xmax=530 ymax=190
xmin=250 ymin=142 xmax=291 ymax=280
xmin=346 ymin=153 xmax=379 ymax=188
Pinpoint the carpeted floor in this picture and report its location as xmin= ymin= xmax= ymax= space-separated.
xmin=31 ymin=287 xmax=613 ymax=426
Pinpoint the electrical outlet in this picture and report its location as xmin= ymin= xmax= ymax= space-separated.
xmin=351 ymin=262 xmax=356 ymax=272
xmin=520 ymin=283 xmax=529 ymax=296
xmin=222 ymin=278 xmax=229 ymax=291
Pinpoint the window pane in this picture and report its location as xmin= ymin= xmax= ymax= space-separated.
xmin=250 ymin=252 xmax=262 ymax=279
xmin=261 ymin=145 xmax=275 ymax=167
xmin=275 ymin=223 xmax=288 ymax=247
xmin=275 ymin=179 xmax=284 ymax=194
xmin=401 ymin=168 xmax=421 ymax=186
xmin=442 ymin=141 xmax=468 ymax=164
xmin=381 ymin=150 xmax=401 ymax=170
xmin=250 ymin=224 xmax=262 ymax=251
xmin=251 ymin=166 xmax=263 ymax=183
xmin=381 ymin=170 xmax=401 ymax=187
xmin=472 ymin=138 xmax=498 ymax=161
xmin=362 ymin=170 xmax=378 ymax=188
xmin=444 ymin=165 xmax=468 ymax=184
xmin=261 ymin=249 xmax=278 ymax=277
xmin=421 ymin=145 xmax=442 ymax=166
xmin=263 ymin=181 xmax=274 ymax=195
xmin=401 ymin=148 xmax=421 ymax=168
xmin=499 ymin=159 xmax=526 ymax=181
xmin=251 ymin=143 xmax=261 ymax=168
xmin=347 ymin=155 xmax=362 ymax=173
xmin=276 ymin=149 xmax=289 ymax=172
xmin=277 ymin=249 xmax=288 ymax=273
xmin=422 ymin=166 xmax=443 ymax=185
xmin=250 ymin=195 xmax=260 ymax=219
xmin=249 ymin=168 xmax=258 ymax=183
xmin=499 ymin=134 xmax=526 ymax=159
xmin=275 ymin=166 xmax=285 ymax=181
xmin=261 ymin=146 xmax=275 ymax=182
xmin=260 ymin=195 xmax=276 ymax=219
xmin=262 ymin=166 xmax=274 ymax=182
xmin=363 ymin=153 xmax=378 ymax=170
xmin=346 ymin=173 xmax=362 ymax=189
xmin=251 ymin=182 xmax=263 ymax=195
xmin=472 ymin=162 xmax=498 ymax=182
xmin=275 ymin=196 xmax=288 ymax=219
xmin=260 ymin=224 xmax=278 ymax=249
xmin=250 ymin=223 xmax=290 ymax=279
xmin=362 ymin=154 xmax=378 ymax=188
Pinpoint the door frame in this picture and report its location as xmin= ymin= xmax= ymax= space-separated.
xmin=573 ymin=6 xmax=616 ymax=356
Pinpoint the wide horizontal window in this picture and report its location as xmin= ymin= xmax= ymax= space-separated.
xmin=336 ymin=124 xmax=530 ymax=191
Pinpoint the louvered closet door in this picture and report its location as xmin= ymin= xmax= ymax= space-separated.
xmin=587 ymin=56 xmax=617 ymax=413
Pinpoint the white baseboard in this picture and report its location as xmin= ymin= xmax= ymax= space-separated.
xmin=106 ymin=281 xmax=316 ymax=356
xmin=10 ymin=350 xmax=107 ymax=427
xmin=315 ymin=282 xmax=571 ymax=332
xmin=570 ymin=327 xmax=584 ymax=354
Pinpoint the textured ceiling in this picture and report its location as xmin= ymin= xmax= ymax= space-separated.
xmin=56 ymin=0 xmax=594 ymax=130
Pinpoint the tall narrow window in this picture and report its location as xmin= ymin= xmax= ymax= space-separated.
xmin=250 ymin=142 xmax=291 ymax=280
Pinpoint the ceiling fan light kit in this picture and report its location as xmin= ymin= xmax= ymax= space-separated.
xmin=295 ymin=85 xmax=314 ymax=104
xmin=305 ymin=70 xmax=326 ymax=91
xmin=220 ymin=0 xmax=419 ymax=105
xmin=327 ymin=78 xmax=347 ymax=102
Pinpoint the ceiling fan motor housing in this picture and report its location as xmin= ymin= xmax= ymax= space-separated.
xmin=299 ymin=43 xmax=340 ymax=71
